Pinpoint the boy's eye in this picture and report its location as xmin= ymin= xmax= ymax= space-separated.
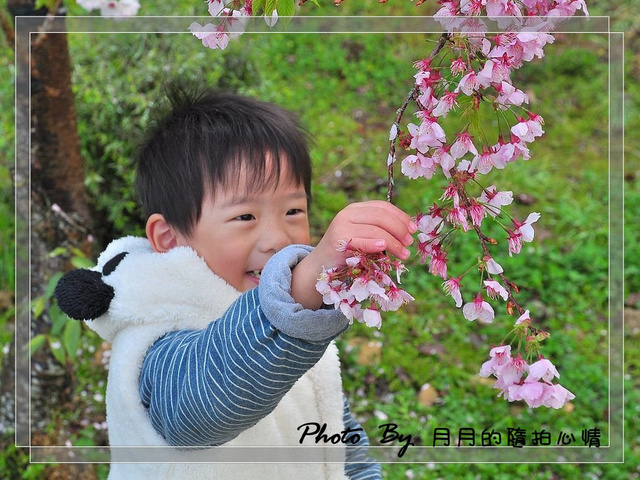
xmin=286 ymin=209 xmax=304 ymax=216
xmin=234 ymin=214 xmax=255 ymax=221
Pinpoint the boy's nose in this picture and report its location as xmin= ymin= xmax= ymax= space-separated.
xmin=258 ymin=222 xmax=292 ymax=254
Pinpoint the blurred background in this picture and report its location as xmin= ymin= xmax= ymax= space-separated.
xmin=0 ymin=0 xmax=638 ymax=478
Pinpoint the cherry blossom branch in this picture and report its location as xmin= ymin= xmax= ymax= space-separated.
xmin=451 ymin=174 xmax=525 ymax=317
xmin=387 ymin=33 xmax=450 ymax=203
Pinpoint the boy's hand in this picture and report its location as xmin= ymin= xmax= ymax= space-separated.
xmin=291 ymin=201 xmax=418 ymax=310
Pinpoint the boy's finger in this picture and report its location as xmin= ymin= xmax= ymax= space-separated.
xmin=349 ymin=201 xmax=417 ymax=232
xmin=346 ymin=235 xmax=411 ymax=261
xmin=346 ymin=206 xmax=415 ymax=247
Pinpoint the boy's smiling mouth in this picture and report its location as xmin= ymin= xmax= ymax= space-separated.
xmin=246 ymin=269 xmax=262 ymax=285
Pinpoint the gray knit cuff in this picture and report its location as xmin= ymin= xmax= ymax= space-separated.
xmin=258 ymin=245 xmax=349 ymax=343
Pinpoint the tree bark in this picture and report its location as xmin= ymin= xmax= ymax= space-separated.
xmin=29 ymin=13 xmax=93 ymax=224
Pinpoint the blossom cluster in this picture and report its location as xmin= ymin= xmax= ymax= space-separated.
xmin=316 ymin=242 xmax=414 ymax=329
xmin=395 ymin=10 xmax=582 ymax=311
xmin=383 ymin=1 xmax=588 ymax=408
xmin=436 ymin=0 xmax=588 ymax=23
xmin=480 ymin=344 xmax=575 ymax=409
xmin=189 ymin=0 xmax=279 ymax=50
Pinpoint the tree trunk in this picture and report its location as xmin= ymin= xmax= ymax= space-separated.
xmin=8 ymin=3 xmax=95 ymax=472
xmin=30 ymin=14 xmax=92 ymax=223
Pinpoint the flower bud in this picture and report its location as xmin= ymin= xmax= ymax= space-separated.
xmin=506 ymin=301 xmax=514 ymax=316
xmin=535 ymin=331 xmax=551 ymax=342
xmin=483 ymin=235 xmax=498 ymax=245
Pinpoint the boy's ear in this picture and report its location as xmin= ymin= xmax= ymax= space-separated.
xmin=146 ymin=213 xmax=179 ymax=253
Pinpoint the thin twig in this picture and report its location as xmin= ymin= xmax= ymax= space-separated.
xmin=387 ymin=33 xmax=451 ymax=203
xmin=33 ymin=0 xmax=64 ymax=48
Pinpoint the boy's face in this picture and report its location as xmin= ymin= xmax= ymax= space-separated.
xmin=175 ymin=162 xmax=310 ymax=292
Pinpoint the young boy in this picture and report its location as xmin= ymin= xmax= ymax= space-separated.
xmin=57 ymin=81 xmax=416 ymax=479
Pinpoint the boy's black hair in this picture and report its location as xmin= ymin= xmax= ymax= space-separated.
xmin=135 ymin=80 xmax=312 ymax=236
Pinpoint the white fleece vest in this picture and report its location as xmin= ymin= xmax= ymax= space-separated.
xmin=86 ymin=237 xmax=348 ymax=480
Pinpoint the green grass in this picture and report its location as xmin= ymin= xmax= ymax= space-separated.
xmin=1 ymin=2 xmax=639 ymax=479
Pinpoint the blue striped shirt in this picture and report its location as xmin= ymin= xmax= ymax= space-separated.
xmin=139 ymin=245 xmax=381 ymax=479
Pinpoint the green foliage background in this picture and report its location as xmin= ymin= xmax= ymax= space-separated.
xmin=1 ymin=1 xmax=639 ymax=478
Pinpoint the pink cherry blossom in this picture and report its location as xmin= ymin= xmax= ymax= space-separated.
xmin=495 ymin=353 xmax=528 ymax=385
xmin=407 ymin=118 xmax=446 ymax=153
xmin=432 ymin=90 xmax=459 ymax=118
xmin=340 ymin=300 xmax=361 ymax=323
xmin=450 ymin=56 xmax=467 ymax=76
xmin=528 ymin=358 xmax=560 ymax=382
xmin=316 ymin=245 xmax=413 ymax=330
xmin=486 ymin=0 xmax=523 ymax=19
xmin=506 ymin=379 xmax=553 ymax=407
xmin=491 ymin=138 xmax=516 ymax=167
xmin=77 ymin=0 xmax=106 ymax=11
xmin=345 ymin=256 xmax=361 ymax=267
xmin=391 ymin=260 xmax=408 ymax=285
xmin=478 ymin=185 xmax=513 ymax=217
xmin=401 ymin=153 xmax=437 ymax=180
xmin=507 ymin=229 xmax=523 ymax=256
xmin=484 ymin=279 xmax=509 ymax=301
xmin=443 ymin=276 xmax=463 ymax=307
xmin=316 ymin=270 xmax=344 ymax=306
xmin=515 ymin=212 xmax=541 ymax=242
xmin=432 ymin=146 xmax=456 ymax=178
xmin=550 ymin=0 xmax=590 ymax=17
xmin=543 ymin=383 xmax=575 ymax=409
xmin=362 ymin=308 xmax=382 ymax=329
xmin=447 ymin=206 xmax=469 ymax=232
xmin=471 ymin=147 xmax=500 ymax=175
xmin=328 ymin=0 xmax=587 ymax=407
xmin=461 ymin=20 xmax=491 ymax=54
xmin=479 ymin=345 xmax=512 ymax=377
xmin=440 ymin=183 xmax=460 ymax=205
xmin=450 ymin=131 xmax=479 ymax=160
xmin=413 ymin=58 xmax=432 ymax=71
xmin=457 ymin=70 xmax=491 ymax=96
xmin=520 ymin=0 xmax=552 ymax=15
xmin=417 ymin=233 xmax=437 ymax=263
xmin=463 ymin=293 xmax=495 ymax=323
xmin=468 ymin=200 xmax=486 ymax=226
xmin=508 ymin=134 xmax=531 ymax=162
xmin=515 ymin=309 xmax=530 ymax=325
xmin=495 ymin=81 xmax=529 ymax=108
xmin=460 ymin=0 xmax=484 ymax=16
xmin=381 ymin=286 xmax=415 ymax=311
xmin=414 ymin=68 xmax=441 ymax=90
xmin=189 ymin=22 xmax=232 ymax=50
xmin=484 ymin=256 xmax=504 ymax=274
xmin=350 ymin=278 xmax=387 ymax=303
xmin=417 ymin=210 xmax=444 ymax=235
xmin=508 ymin=212 xmax=540 ymax=255
xmin=515 ymin=32 xmax=555 ymax=63
xmin=336 ymin=239 xmax=353 ymax=253
xmin=428 ymin=245 xmax=449 ymax=279
xmin=478 ymin=58 xmax=511 ymax=85
xmin=418 ymin=87 xmax=438 ymax=112
xmin=417 ymin=88 xmax=438 ymax=112
xmin=99 ymin=0 xmax=140 ymax=16
xmin=434 ymin=0 xmax=460 ymax=19
xmin=457 ymin=159 xmax=473 ymax=172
